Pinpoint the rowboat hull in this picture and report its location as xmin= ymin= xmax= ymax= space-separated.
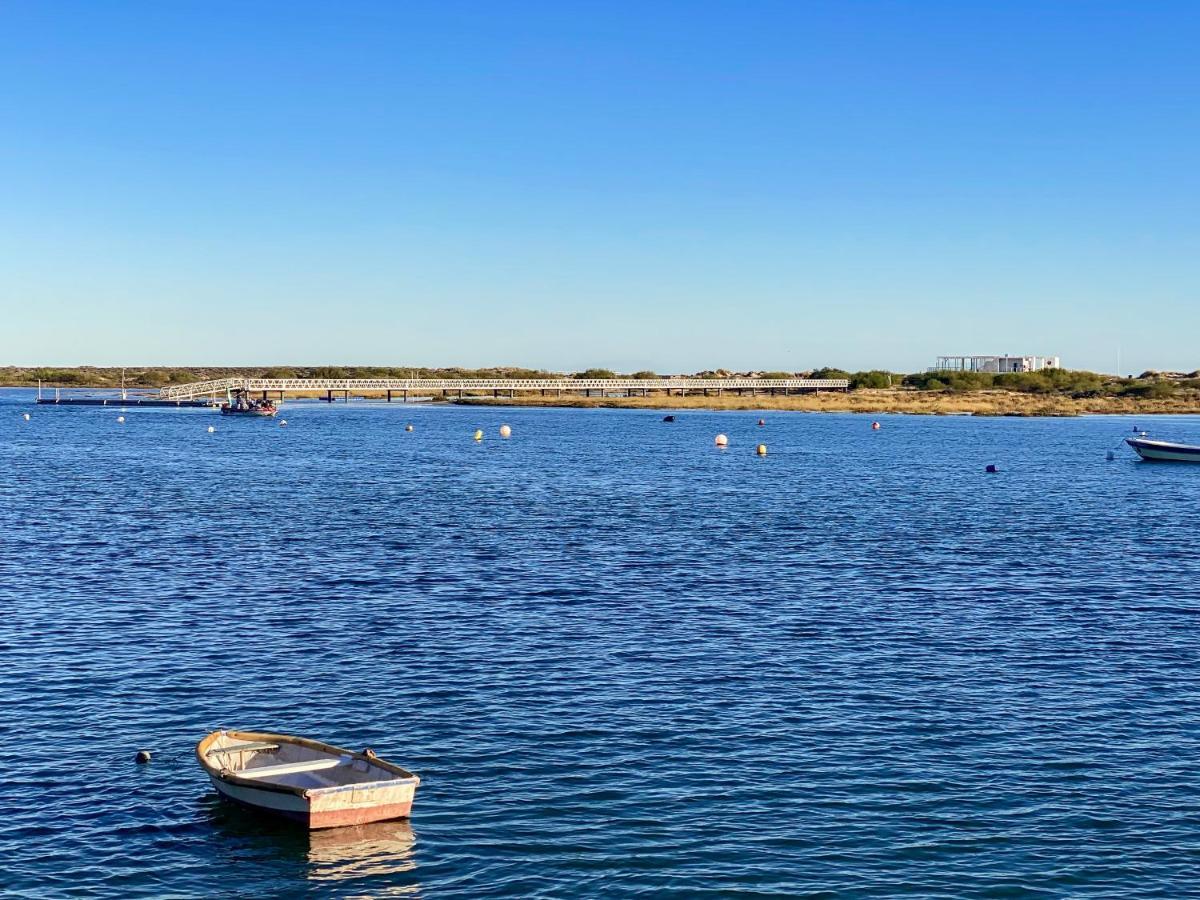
xmin=197 ymin=730 xmax=418 ymax=829
xmin=1126 ymin=437 xmax=1200 ymax=462
xmin=206 ymin=771 xmax=416 ymax=828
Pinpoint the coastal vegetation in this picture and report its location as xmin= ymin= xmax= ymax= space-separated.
xmin=6 ymin=366 xmax=1200 ymax=415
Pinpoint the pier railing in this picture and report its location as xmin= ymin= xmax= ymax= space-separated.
xmin=158 ymin=377 xmax=851 ymax=401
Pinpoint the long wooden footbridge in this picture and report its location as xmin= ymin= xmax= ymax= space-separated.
xmin=157 ymin=376 xmax=850 ymax=402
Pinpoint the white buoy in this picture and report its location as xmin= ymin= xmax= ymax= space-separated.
xmin=22 ymin=412 xmax=30 ymax=421
xmin=499 ymin=424 xmax=512 ymax=438
xmin=405 ymin=424 xmax=413 ymax=432
xmin=207 ymin=425 xmax=215 ymax=433
xmin=117 ymin=416 xmax=125 ymax=424
xmin=280 ymin=419 xmax=287 ymax=426
xmin=715 ymin=433 xmax=728 ymax=447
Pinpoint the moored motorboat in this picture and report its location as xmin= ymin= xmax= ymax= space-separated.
xmin=220 ymin=388 xmax=279 ymax=417
xmin=1125 ymin=437 xmax=1200 ymax=462
xmin=196 ymin=729 xmax=419 ymax=829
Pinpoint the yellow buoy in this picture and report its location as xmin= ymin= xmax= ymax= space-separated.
xmin=715 ymin=433 xmax=728 ymax=447
xmin=473 ymin=429 xmax=483 ymax=441
xmin=499 ymin=424 xmax=512 ymax=438
xmin=757 ymin=444 xmax=767 ymax=456
xmin=405 ymin=424 xmax=414 ymax=432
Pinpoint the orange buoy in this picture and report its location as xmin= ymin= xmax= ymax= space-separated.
xmin=715 ymin=433 xmax=728 ymax=447
xmin=499 ymin=424 xmax=512 ymax=438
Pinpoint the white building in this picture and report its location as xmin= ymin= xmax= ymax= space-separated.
xmin=932 ymin=355 xmax=1061 ymax=374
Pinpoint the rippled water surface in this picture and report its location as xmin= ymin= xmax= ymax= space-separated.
xmin=3 ymin=389 xmax=1200 ymax=897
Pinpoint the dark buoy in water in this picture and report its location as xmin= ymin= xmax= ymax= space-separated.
xmin=871 ymin=421 xmax=881 ymax=430
xmin=985 ymin=464 xmax=998 ymax=474
xmin=757 ymin=419 xmax=765 ymax=427
xmin=1133 ymin=425 xmax=1139 ymax=432
xmin=662 ymin=415 xmax=675 ymax=423
xmin=1106 ymin=450 xmax=1115 ymax=461
xmin=135 ymin=750 xmax=152 ymax=764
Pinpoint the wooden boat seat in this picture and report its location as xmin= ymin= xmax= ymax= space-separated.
xmin=207 ymin=741 xmax=279 ymax=757
xmin=235 ymin=757 xmax=349 ymax=780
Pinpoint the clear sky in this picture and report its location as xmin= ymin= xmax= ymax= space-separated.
xmin=1 ymin=1 xmax=1197 ymax=374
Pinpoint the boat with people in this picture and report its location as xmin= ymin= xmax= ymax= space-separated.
xmin=1125 ymin=436 xmax=1200 ymax=462
xmin=220 ymin=388 xmax=278 ymax=417
xmin=196 ymin=729 xmax=420 ymax=828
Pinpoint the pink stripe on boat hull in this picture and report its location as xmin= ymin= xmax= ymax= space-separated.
xmin=309 ymin=800 xmax=413 ymax=829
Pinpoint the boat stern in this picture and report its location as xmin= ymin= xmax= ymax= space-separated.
xmin=306 ymin=777 xmax=419 ymax=829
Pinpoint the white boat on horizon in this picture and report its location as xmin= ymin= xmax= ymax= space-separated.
xmin=197 ymin=729 xmax=419 ymax=829
xmin=1125 ymin=437 xmax=1200 ymax=462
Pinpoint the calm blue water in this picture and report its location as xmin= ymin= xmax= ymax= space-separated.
xmin=3 ymin=388 xmax=1200 ymax=897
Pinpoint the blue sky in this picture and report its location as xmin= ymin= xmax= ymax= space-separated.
xmin=1 ymin=1 xmax=1197 ymax=373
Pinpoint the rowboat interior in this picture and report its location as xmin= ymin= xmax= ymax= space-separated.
xmin=202 ymin=731 xmax=408 ymax=790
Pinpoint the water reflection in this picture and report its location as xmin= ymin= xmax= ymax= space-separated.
xmin=202 ymin=794 xmax=420 ymax=896
xmin=307 ymin=820 xmax=418 ymax=893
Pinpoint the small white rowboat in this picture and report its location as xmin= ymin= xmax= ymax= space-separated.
xmin=197 ymin=729 xmax=419 ymax=829
xmin=1125 ymin=437 xmax=1200 ymax=462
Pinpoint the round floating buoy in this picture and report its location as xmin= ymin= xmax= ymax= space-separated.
xmin=757 ymin=419 xmax=766 ymax=427
xmin=757 ymin=444 xmax=767 ymax=456
xmin=473 ymin=429 xmax=483 ymax=441
xmin=871 ymin=421 xmax=881 ymax=430
xmin=135 ymin=750 xmax=151 ymax=764
xmin=280 ymin=419 xmax=287 ymax=426
xmin=207 ymin=425 xmax=215 ymax=433
xmin=986 ymin=464 xmax=998 ymax=474
xmin=662 ymin=415 xmax=676 ymax=423
xmin=715 ymin=434 xmax=728 ymax=447
xmin=405 ymin=424 xmax=413 ymax=432
xmin=117 ymin=416 xmax=125 ymax=424
xmin=1133 ymin=426 xmax=1139 ymax=432
xmin=22 ymin=413 xmax=30 ymax=421
xmin=499 ymin=424 xmax=512 ymax=438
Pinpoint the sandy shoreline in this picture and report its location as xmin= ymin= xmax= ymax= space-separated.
xmin=450 ymin=389 xmax=1200 ymax=417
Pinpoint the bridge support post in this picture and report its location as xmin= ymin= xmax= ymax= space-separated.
xmin=326 ymin=390 xmax=333 ymax=403
xmin=387 ymin=390 xmax=392 ymax=402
